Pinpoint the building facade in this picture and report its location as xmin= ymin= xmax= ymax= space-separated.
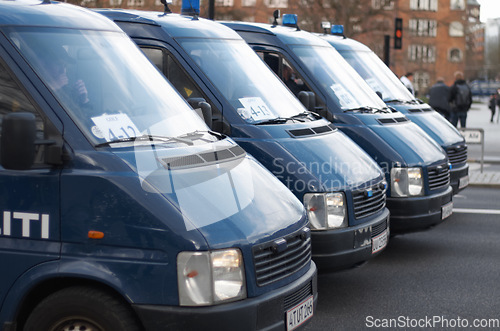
xmin=74 ymin=0 xmax=489 ymax=95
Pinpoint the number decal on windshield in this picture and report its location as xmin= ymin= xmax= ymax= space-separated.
xmin=91 ymin=113 xmax=141 ymax=142
xmin=238 ymin=97 xmax=275 ymax=122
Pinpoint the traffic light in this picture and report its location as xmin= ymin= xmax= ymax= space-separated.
xmin=394 ymin=17 xmax=403 ymax=49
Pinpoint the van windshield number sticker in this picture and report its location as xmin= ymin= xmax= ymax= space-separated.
xmin=92 ymin=113 xmax=140 ymax=142
xmin=238 ymin=97 xmax=275 ymax=122
xmin=330 ymin=83 xmax=357 ymax=109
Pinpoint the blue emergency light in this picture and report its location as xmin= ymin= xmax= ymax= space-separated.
xmin=331 ymin=25 xmax=344 ymax=36
xmin=282 ymin=14 xmax=298 ymax=28
xmin=181 ymin=0 xmax=199 ymax=16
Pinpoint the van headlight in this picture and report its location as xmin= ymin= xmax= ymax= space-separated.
xmin=304 ymin=192 xmax=346 ymax=230
xmin=177 ymin=249 xmax=246 ymax=306
xmin=390 ymin=167 xmax=423 ymax=197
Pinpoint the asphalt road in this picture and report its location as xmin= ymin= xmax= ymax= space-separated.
xmin=304 ymin=186 xmax=500 ymax=330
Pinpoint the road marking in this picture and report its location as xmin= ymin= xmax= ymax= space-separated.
xmin=453 ymin=208 xmax=500 ymax=215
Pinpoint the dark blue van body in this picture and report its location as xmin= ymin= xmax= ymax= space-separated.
xmin=97 ymin=10 xmax=391 ymax=271
xmin=0 ymin=2 xmax=317 ymax=330
xmin=320 ymin=34 xmax=469 ymax=195
xmin=223 ymin=21 xmax=454 ymax=234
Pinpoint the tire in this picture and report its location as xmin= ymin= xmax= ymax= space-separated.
xmin=24 ymin=286 xmax=142 ymax=331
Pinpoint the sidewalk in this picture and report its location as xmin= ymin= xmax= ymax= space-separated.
xmin=459 ymin=98 xmax=500 ymax=188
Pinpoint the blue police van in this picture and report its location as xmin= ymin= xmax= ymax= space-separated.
xmin=223 ymin=15 xmax=454 ymax=233
xmin=0 ymin=1 xmax=317 ymax=330
xmin=318 ymin=29 xmax=469 ymax=194
xmin=97 ymin=8 xmax=391 ymax=271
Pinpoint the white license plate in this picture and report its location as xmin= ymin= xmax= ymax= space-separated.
xmin=442 ymin=201 xmax=453 ymax=220
xmin=372 ymin=229 xmax=388 ymax=254
xmin=286 ymin=295 xmax=314 ymax=331
xmin=459 ymin=175 xmax=469 ymax=189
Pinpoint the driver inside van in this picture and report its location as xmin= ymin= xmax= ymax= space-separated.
xmin=45 ymin=60 xmax=90 ymax=106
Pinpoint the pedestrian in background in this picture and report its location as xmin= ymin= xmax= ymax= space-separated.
xmin=448 ymin=71 xmax=472 ymax=128
xmin=428 ymin=77 xmax=451 ymax=121
xmin=489 ymin=93 xmax=497 ymax=123
xmin=400 ymin=72 xmax=415 ymax=96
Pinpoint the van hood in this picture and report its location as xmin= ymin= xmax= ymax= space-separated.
xmin=390 ymin=103 xmax=465 ymax=147
xmin=358 ymin=114 xmax=448 ymax=166
xmin=112 ymin=138 xmax=306 ymax=248
xmin=235 ymin=121 xmax=384 ymax=195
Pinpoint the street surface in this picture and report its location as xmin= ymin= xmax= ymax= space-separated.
xmin=304 ymin=186 xmax=500 ymax=330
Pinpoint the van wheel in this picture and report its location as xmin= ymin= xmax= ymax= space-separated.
xmin=24 ymin=286 xmax=141 ymax=331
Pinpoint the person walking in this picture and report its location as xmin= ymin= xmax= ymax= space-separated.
xmin=428 ymin=77 xmax=451 ymax=121
xmin=448 ymin=71 xmax=472 ymax=128
xmin=400 ymin=72 xmax=415 ymax=96
xmin=489 ymin=93 xmax=497 ymax=123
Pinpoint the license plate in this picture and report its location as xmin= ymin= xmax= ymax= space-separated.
xmin=286 ymin=295 xmax=313 ymax=331
xmin=372 ymin=229 xmax=388 ymax=254
xmin=442 ymin=201 xmax=453 ymax=220
xmin=459 ymin=175 xmax=469 ymax=189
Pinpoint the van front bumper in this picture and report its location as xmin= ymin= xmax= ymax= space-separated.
xmin=311 ymin=208 xmax=390 ymax=271
xmin=132 ymin=262 xmax=317 ymax=331
xmin=387 ymin=186 xmax=453 ymax=233
xmin=450 ymin=162 xmax=469 ymax=195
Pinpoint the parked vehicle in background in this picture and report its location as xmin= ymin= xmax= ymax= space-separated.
xmin=318 ymin=27 xmax=469 ymax=194
xmin=0 ymin=1 xmax=317 ymax=330
xmin=224 ymin=14 xmax=454 ymax=234
xmin=97 ymin=7 xmax=391 ymax=271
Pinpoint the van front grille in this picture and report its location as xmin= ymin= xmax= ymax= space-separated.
xmin=283 ymin=281 xmax=313 ymax=311
xmin=352 ymin=182 xmax=387 ymax=219
xmin=253 ymin=227 xmax=311 ymax=287
xmin=371 ymin=219 xmax=388 ymax=238
xmin=446 ymin=145 xmax=468 ymax=166
xmin=428 ymin=163 xmax=451 ymax=190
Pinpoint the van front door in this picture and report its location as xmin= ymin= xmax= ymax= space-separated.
xmin=0 ymin=61 xmax=61 ymax=311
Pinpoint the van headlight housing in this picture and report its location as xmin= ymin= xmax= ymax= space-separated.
xmin=390 ymin=167 xmax=423 ymax=197
xmin=304 ymin=192 xmax=346 ymax=230
xmin=177 ymin=249 xmax=246 ymax=306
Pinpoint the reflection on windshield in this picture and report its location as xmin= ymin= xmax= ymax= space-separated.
xmin=339 ymin=50 xmax=415 ymax=103
xmin=178 ymin=38 xmax=307 ymax=123
xmin=290 ymin=45 xmax=388 ymax=111
xmin=7 ymin=27 xmax=208 ymax=145
xmin=135 ymin=139 xmax=303 ymax=231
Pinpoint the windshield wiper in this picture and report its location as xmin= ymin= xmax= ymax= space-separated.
xmin=256 ymin=112 xmax=314 ymax=125
xmin=95 ymin=134 xmax=196 ymax=148
xmin=343 ymin=106 xmax=377 ymax=113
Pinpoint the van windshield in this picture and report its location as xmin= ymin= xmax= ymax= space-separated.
xmin=6 ymin=27 xmax=209 ymax=146
xmin=338 ymin=49 xmax=416 ymax=103
xmin=178 ymin=38 xmax=308 ymax=123
xmin=289 ymin=45 xmax=388 ymax=111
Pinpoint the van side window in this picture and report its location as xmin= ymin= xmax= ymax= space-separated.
xmin=0 ymin=61 xmax=40 ymax=119
xmin=256 ymin=51 xmax=329 ymax=119
xmin=257 ymin=52 xmax=310 ymax=97
xmin=140 ymin=47 xmax=229 ymax=133
xmin=0 ymin=61 xmax=46 ymax=164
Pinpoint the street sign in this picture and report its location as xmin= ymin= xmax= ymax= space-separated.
xmin=459 ymin=128 xmax=483 ymax=144
xmin=459 ymin=128 xmax=484 ymax=173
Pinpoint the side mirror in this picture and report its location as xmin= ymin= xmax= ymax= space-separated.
xmin=376 ymin=91 xmax=383 ymax=99
xmin=298 ymin=91 xmax=310 ymax=110
xmin=188 ymin=97 xmax=213 ymax=129
xmin=298 ymin=91 xmax=317 ymax=112
xmin=1 ymin=112 xmax=36 ymax=170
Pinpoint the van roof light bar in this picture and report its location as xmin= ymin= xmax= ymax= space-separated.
xmin=282 ymin=14 xmax=300 ymax=31
xmin=181 ymin=0 xmax=200 ymax=18
xmin=331 ymin=24 xmax=345 ymax=37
